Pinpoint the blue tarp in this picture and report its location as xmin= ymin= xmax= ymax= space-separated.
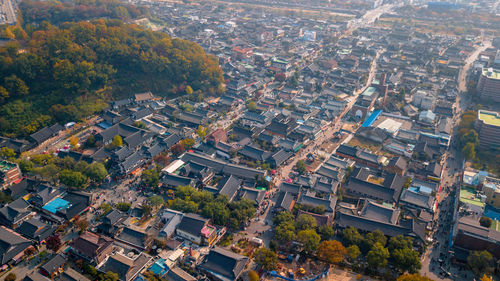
xmin=361 ymin=109 xmax=382 ymax=127
xmin=43 ymin=198 xmax=71 ymax=214
xmin=149 ymin=259 xmax=168 ymax=276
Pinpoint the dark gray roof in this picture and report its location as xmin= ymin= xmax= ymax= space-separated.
xmin=16 ymin=218 xmax=56 ymax=242
xmin=297 ymin=192 xmax=337 ymax=214
xmin=40 ymin=254 xmax=66 ymax=274
xmin=177 ymin=213 xmax=208 ymax=237
xmin=270 ymin=149 xmax=293 ymax=167
xmin=279 ymin=182 xmax=301 ymax=195
xmin=276 ymin=192 xmax=295 ymax=211
xmin=0 ymin=198 xmax=31 ymax=226
xmin=238 ymin=145 xmax=271 ymax=162
xmin=116 ymin=227 xmax=148 ymax=250
xmin=217 ymin=176 xmax=242 ymax=201
xmin=165 ymin=266 xmax=196 ymax=281
xmin=239 ymin=188 xmax=265 ymax=206
xmin=199 ymin=247 xmax=249 ymax=281
xmin=97 ymin=122 xmax=140 ymax=144
xmin=400 ymin=189 xmax=435 ymax=211
xmin=345 ymin=168 xmax=406 ymax=203
xmin=161 ymin=173 xmax=195 ymax=188
xmin=100 ymin=253 xmax=151 ymax=281
xmin=59 ymin=267 xmax=91 ymax=281
xmin=23 ymin=272 xmax=50 ymax=281
xmin=0 ymin=226 xmax=32 ymax=264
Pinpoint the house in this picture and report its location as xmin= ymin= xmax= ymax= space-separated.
xmin=452 ymin=217 xmax=500 ymax=261
xmin=40 ymin=254 xmax=66 ymax=278
xmin=15 ymin=218 xmax=56 ymax=243
xmin=4 ymin=178 xmax=39 ymax=201
xmin=115 ymin=227 xmax=150 ymax=251
xmin=400 ymin=188 xmax=436 ymax=213
xmin=336 ymin=200 xmax=426 ymax=245
xmin=216 ymin=176 xmax=242 ymax=202
xmin=269 ymin=149 xmax=293 ymax=168
xmin=239 ymin=187 xmax=265 ymax=206
xmin=238 ymin=145 xmax=270 ymax=162
xmin=165 ymin=266 xmax=196 ymax=281
xmin=134 ymin=92 xmax=155 ymax=104
xmin=199 ymin=247 xmax=250 ymax=281
xmin=0 ymin=198 xmax=33 ymax=228
xmin=297 ymin=191 xmax=337 ymax=223
xmin=71 ymin=232 xmax=114 ymax=265
xmin=31 ymin=186 xmax=61 ymax=207
xmin=97 ymin=210 xmax=127 ymax=235
xmin=99 ymin=253 xmax=152 ymax=281
xmin=0 ymin=226 xmax=32 ymax=265
xmin=29 ymin=124 xmax=64 ymax=145
xmin=176 ymin=213 xmax=217 ymax=246
xmin=275 ymin=191 xmax=296 ymax=212
xmin=207 ymin=129 xmax=227 ymax=144
xmin=23 ymin=272 xmax=51 ymax=281
xmin=159 ymin=209 xmax=183 ymax=237
xmin=58 ymin=267 xmax=91 ymax=281
xmin=344 ymin=167 xmax=407 ymax=203
xmin=161 ymin=173 xmax=195 ymax=190
xmin=0 ymin=161 xmax=21 ymax=189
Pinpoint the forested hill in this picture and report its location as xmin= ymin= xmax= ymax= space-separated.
xmin=20 ymin=0 xmax=149 ymax=25
xmin=0 ymin=1 xmax=224 ymax=138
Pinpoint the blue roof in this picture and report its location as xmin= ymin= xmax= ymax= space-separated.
xmin=43 ymin=198 xmax=71 ymax=214
xmin=149 ymin=259 xmax=168 ymax=276
xmin=361 ymin=109 xmax=382 ymax=127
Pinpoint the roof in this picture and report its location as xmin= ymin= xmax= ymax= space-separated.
xmin=217 ymin=176 xmax=241 ymax=201
xmin=239 ymin=188 xmax=265 ymax=206
xmin=40 ymin=254 xmax=66 ymax=274
xmin=23 ymin=272 xmax=50 ymax=281
xmin=16 ymin=218 xmax=56 ymax=242
xmin=177 ymin=213 xmax=208 ymax=237
xmin=297 ymin=192 xmax=337 ymax=214
xmin=199 ymin=247 xmax=249 ymax=281
xmin=0 ymin=198 xmax=31 ymax=225
xmin=165 ymin=266 xmax=197 ymax=281
xmin=59 ymin=267 xmax=91 ymax=281
xmin=0 ymin=226 xmax=31 ymax=264
xmin=71 ymin=232 xmax=113 ymax=260
xmin=116 ymin=227 xmax=148 ymax=249
xmin=238 ymin=145 xmax=271 ymax=162
xmin=100 ymin=253 xmax=151 ymax=281
xmin=134 ymin=92 xmax=155 ymax=102
xmin=360 ymin=200 xmax=400 ymax=224
xmin=161 ymin=173 xmax=194 ymax=188
xmin=276 ymin=191 xmax=295 ymax=211
xmin=400 ymin=189 xmax=434 ymax=210
xmin=482 ymin=67 xmax=500 ymax=80
xmin=345 ymin=168 xmax=405 ymax=203
xmin=270 ymin=149 xmax=293 ymax=167
xmin=478 ymin=110 xmax=500 ymax=127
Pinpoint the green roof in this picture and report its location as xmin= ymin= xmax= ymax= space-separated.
xmin=459 ymin=186 xmax=485 ymax=207
xmin=478 ymin=110 xmax=500 ymax=127
xmin=0 ymin=161 xmax=16 ymax=172
xmin=482 ymin=68 xmax=500 ymax=80
xmin=362 ymin=86 xmax=376 ymax=97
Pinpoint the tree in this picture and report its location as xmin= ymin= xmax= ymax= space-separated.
xmin=295 ymin=160 xmax=307 ymax=175
xmin=202 ymin=201 xmax=230 ymax=225
xmin=70 ymin=135 xmax=79 ymax=148
xmin=148 ymin=195 xmax=164 ymax=207
xmin=366 ymin=242 xmax=390 ymax=270
xmin=45 ymin=235 xmax=61 ymax=252
xmin=362 ymin=230 xmax=387 ymax=252
xmin=5 ymin=273 xmax=16 ymax=281
xmin=297 ymin=229 xmax=321 ymax=254
xmin=116 ymin=202 xmax=131 ymax=212
xmin=253 ymin=248 xmax=278 ymax=271
xmin=246 ymin=100 xmax=257 ymax=112
xmin=141 ymin=168 xmax=159 ymax=188
xmin=273 ymin=211 xmax=294 ymax=226
xmin=248 ymin=270 xmax=259 ymax=281
xmin=481 ymin=274 xmax=493 ymax=281
xmin=171 ymin=143 xmax=185 ymax=156
xmin=460 ymin=130 xmax=478 ymax=147
xmin=141 ymin=204 xmax=153 ymax=217
xmin=396 ymin=274 xmax=433 ymax=281
xmin=85 ymin=162 xmax=108 ymax=182
xmin=275 ymin=221 xmax=296 ymax=242
xmin=185 ymin=85 xmax=193 ymax=95
xmin=112 ymin=135 xmax=123 ymax=148
xmin=180 ymin=138 xmax=195 ymax=149
xmin=480 ymin=216 xmax=492 ymax=228
xmin=84 ymin=135 xmax=96 ymax=148
xmin=462 ymin=142 xmax=476 ymax=160
xmin=467 ymin=250 xmax=494 ymax=276
xmin=388 ymin=235 xmax=413 ymax=252
xmin=342 ymin=227 xmax=363 ymax=246
xmin=75 ymin=219 xmax=89 ymax=232
xmin=318 ymin=225 xmax=335 ymax=241
xmin=296 ymin=214 xmax=317 ymax=231
xmin=0 ymin=147 xmax=15 ymax=159
xmin=59 ymin=169 xmax=87 ymax=188
xmin=102 ymin=271 xmax=119 ymax=281
xmin=346 ymin=245 xmax=361 ymax=261
xmin=317 ymin=240 xmax=346 ymax=264
xmin=392 ymin=247 xmax=422 ymax=274
xmin=196 ymin=125 xmax=207 ymax=140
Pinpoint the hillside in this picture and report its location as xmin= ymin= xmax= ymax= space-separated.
xmin=0 ymin=2 xmax=224 ymax=138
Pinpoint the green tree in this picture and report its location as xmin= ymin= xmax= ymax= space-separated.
xmin=5 ymin=273 xmax=16 ymax=281
xmin=196 ymin=125 xmax=207 ymax=140
xmin=296 ymin=214 xmax=317 ymax=231
xmin=318 ymin=224 xmax=335 ymax=241
xmin=275 ymin=221 xmax=296 ymax=242
xmin=480 ymin=217 xmax=492 ymax=228
xmin=112 ymin=135 xmax=123 ymax=148
xmin=102 ymin=271 xmax=119 ymax=281
xmin=273 ymin=211 xmax=294 ymax=226
xmin=141 ymin=204 xmax=153 ymax=217
xmin=59 ymin=169 xmax=87 ymax=188
xmin=297 ymin=229 xmax=321 ymax=254
xmin=342 ymin=226 xmax=363 ymax=246
xmin=462 ymin=142 xmax=476 ymax=160
xmin=362 ymin=230 xmax=387 ymax=252
xmin=467 ymin=250 xmax=494 ymax=276
xmin=295 ymin=160 xmax=307 ymax=175
xmin=202 ymin=201 xmax=230 ymax=225
xmin=460 ymin=130 xmax=478 ymax=147
xmin=141 ymin=168 xmax=159 ymax=188
xmin=388 ymin=235 xmax=413 ymax=252
xmin=246 ymin=100 xmax=257 ymax=112
xmin=248 ymin=270 xmax=259 ymax=281
xmin=346 ymin=244 xmax=361 ymax=261
xmin=148 ymin=195 xmax=164 ymax=207
xmin=84 ymin=162 xmax=108 ymax=182
xmin=0 ymin=147 xmax=15 ymax=159
xmin=253 ymin=248 xmax=278 ymax=271
xmin=392 ymin=247 xmax=422 ymax=274
xmin=180 ymin=138 xmax=195 ymax=149
xmin=366 ymin=242 xmax=390 ymax=270
xmin=116 ymin=202 xmax=131 ymax=212
xmin=317 ymin=240 xmax=346 ymax=264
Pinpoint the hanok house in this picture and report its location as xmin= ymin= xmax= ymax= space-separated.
xmin=0 ymin=198 xmax=33 ymax=228
xmin=176 ymin=213 xmax=217 ymax=246
xmin=344 ymin=167 xmax=406 ymax=204
xmin=0 ymin=226 xmax=32 ymax=266
xmin=40 ymin=254 xmax=66 ymax=278
xmin=16 ymin=218 xmax=56 ymax=243
xmin=70 ymin=232 xmax=114 ymax=265
xmin=199 ymin=247 xmax=249 ymax=281
xmin=98 ymin=252 xmax=152 ymax=281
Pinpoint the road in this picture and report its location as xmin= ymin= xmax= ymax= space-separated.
xmin=419 ymin=40 xmax=490 ymax=280
xmin=0 ymin=0 xmax=16 ymax=25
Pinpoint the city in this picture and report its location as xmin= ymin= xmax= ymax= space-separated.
xmin=0 ymin=0 xmax=499 ymax=281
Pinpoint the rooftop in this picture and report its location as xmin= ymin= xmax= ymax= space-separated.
xmin=0 ymin=160 xmax=16 ymax=172
xmin=459 ymin=186 xmax=485 ymax=207
xmin=482 ymin=68 xmax=500 ymax=80
xmin=478 ymin=110 xmax=500 ymax=127
xmin=362 ymin=86 xmax=376 ymax=97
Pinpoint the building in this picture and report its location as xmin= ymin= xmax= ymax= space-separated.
xmin=176 ymin=213 xmax=217 ymax=246
xmin=482 ymin=177 xmax=500 ymax=209
xmin=199 ymin=247 xmax=249 ymax=281
xmin=475 ymin=110 xmax=500 ymax=150
xmin=0 ymin=226 xmax=32 ymax=265
xmin=71 ymin=232 xmax=114 ymax=265
xmin=0 ymin=160 xmax=21 ymax=189
xmin=477 ymin=68 xmax=500 ymax=102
